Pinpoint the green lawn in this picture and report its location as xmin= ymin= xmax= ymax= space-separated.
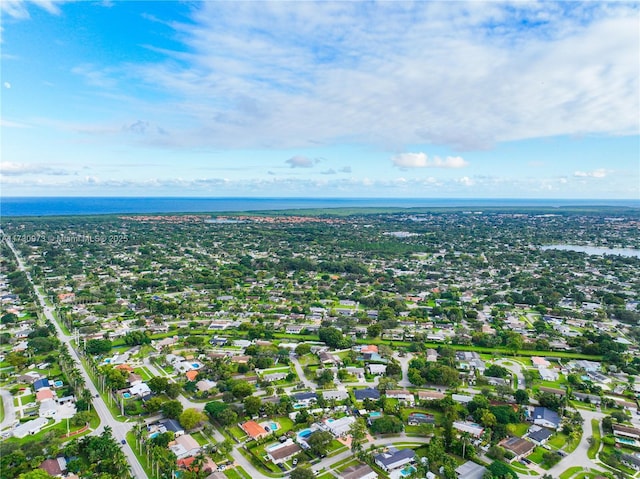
xmin=548 ymin=432 xmax=568 ymax=449
xmin=229 ymin=425 xmax=247 ymax=440
xmin=224 ymin=468 xmax=244 ymax=479
xmin=587 ymin=419 xmax=600 ymax=459
xmin=559 ymin=466 xmax=582 ymax=479
xmin=511 ymin=422 xmax=530 ymax=437
xmin=527 ymin=446 xmax=545 ymax=465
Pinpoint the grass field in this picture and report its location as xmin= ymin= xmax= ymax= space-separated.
xmin=559 ymin=466 xmax=582 ymax=479
xmin=587 ymin=419 xmax=600 ymax=459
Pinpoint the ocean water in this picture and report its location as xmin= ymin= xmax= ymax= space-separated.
xmin=1 ymin=197 xmax=638 ymax=217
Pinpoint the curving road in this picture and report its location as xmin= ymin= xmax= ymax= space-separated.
xmin=494 ymin=358 xmax=526 ymax=390
xmin=3 ymin=233 xmax=148 ymax=479
xmin=0 ymin=387 xmax=16 ymax=430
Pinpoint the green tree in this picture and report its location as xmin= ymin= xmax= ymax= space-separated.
xmin=349 ymin=418 xmax=368 ymax=453
xmin=18 ymin=471 xmax=53 ymax=479
xmin=306 ymin=431 xmax=334 ymax=456
xmin=243 ymin=396 xmax=262 ymax=417
xmin=290 ymin=467 xmax=315 ymax=479
xmin=179 ymin=408 xmax=207 ymax=430
xmin=161 ymin=400 xmax=184 ymax=419
xmin=370 ymin=415 xmax=403 ymax=434
xmin=231 ymin=381 xmax=254 ymax=399
xmin=514 ymin=389 xmax=529 ymax=405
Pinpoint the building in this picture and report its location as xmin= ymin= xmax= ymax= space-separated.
xmin=417 ymin=390 xmax=445 ymax=401
xmin=169 ymin=434 xmax=201 ymax=459
xmin=453 ymin=421 xmax=484 ymax=437
xmin=340 ymin=463 xmax=378 ymax=479
xmin=613 ymin=424 xmax=640 ymax=439
xmin=531 ymin=407 xmax=561 ymax=429
xmin=407 ymin=413 xmax=435 ymax=426
xmin=455 ymin=461 xmax=487 ymax=479
xmin=452 ymin=394 xmax=474 ymax=405
xmin=159 ymin=418 xmax=185 ymax=437
xmin=40 ymin=458 xmax=66 ymax=477
xmin=385 ymin=390 xmax=414 ymax=405
xmin=354 ymin=388 xmax=380 ymax=401
xmin=241 ymin=420 xmax=269 ymax=440
xmin=531 ymin=357 xmax=551 ymax=369
xmin=499 ymin=437 xmax=535 ymax=462
xmin=367 ymin=364 xmax=387 ymax=376
xmin=292 ymin=391 xmax=318 ymax=406
xmin=33 ymin=378 xmax=50 ymax=392
xmin=39 ymin=398 xmax=58 ymax=418
xmin=621 ymin=454 xmax=640 ymax=471
xmin=539 ymin=367 xmax=559 ymax=382
xmin=527 ymin=425 xmax=553 ymax=445
xmin=325 ymin=416 xmax=355 ymax=437
xmin=322 ymin=390 xmax=349 ymax=401
xmin=267 ymin=440 xmax=302 ymax=464
xmin=374 ymin=447 xmax=415 ymax=471
xmin=13 ymin=417 xmax=49 ymax=438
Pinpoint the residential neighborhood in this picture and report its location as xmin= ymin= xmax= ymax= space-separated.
xmin=1 ymin=207 xmax=640 ymax=479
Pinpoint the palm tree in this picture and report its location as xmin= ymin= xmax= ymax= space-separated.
xmin=81 ymin=388 xmax=93 ymax=411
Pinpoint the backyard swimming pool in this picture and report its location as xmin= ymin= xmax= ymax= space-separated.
xmin=298 ymin=428 xmax=313 ymax=439
xmin=53 ymin=380 xmax=63 ymax=388
xmin=369 ymin=411 xmax=382 ymax=418
xmin=616 ymin=437 xmax=637 ymax=445
xmin=400 ymin=466 xmax=416 ymax=477
xmin=123 ymin=392 xmax=131 ymax=399
xmin=191 ymin=363 xmax=201 ymax=369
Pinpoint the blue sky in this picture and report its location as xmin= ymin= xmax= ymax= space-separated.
xmin=1 ymin=0 xmax=638 ymax=198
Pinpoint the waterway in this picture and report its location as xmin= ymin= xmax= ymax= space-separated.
xmin=541 ymin=244 xmax=640 ymax=258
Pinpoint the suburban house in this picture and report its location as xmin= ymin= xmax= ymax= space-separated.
xmin=13 ymin=417 xmax=49 ymax=438
xmin=33 ymin=378 xmax=50 ymax=392
xmin=453 ymin=421 xmax=484 ymax=437
xmin=526 ymin=425 xmax=553 ymax=445
xmin=374 ymin=447 xmax=415 ymax=471
xmin=385 ymin=390 xmax=414 ymax=405
xmin=39 ymin=398 xmax=58 ymax=418
xmin=169 ymin=434 xmax=201 ymax=459
xmin=266 ymin=439 xmax=302 ymax=464
xmin=621 ymin=454 xmax=640 ymax=471
xmin=613 ymin=424 xmax=640 ymax=439
xmin=452 ymin=394 xmax=474 ymax=405
xmin=531 ymin=407 xmax=561 ymax=429
xmin=407 ymin=413 xmax=435 ymax=426
xmin=539 ymin=367 xmax=559 ymax=382
xmin=40 ymin=458 xmax=67 ymax=477
xmin=285 ymin=325 xmax=305 ymax=334
xmin=340 ymin=463 xmax=378 ymax=479
xmin=159 ymin=418 xmax=185 ymax=437
xmin=323 ymin=390 xmax=349 ymax=401
xmin=325 ymin=416 xmax=355 ymax=437
xmin=241 ymin=420 xmax=269 ymax=441
xmin=292 ymin=391 xmax=318 ymax=406
xmin=354 ymin=388 xmax=380 ymax=401
xmin=425 ymin=349 xmax=438 ymax=362
xmin=367 ymin=364 xmax=387 ymax=376
xmin=455 ymin=461 xmax=487 ymax=479
xmin=499 ymin=436 xmax=535 ymax=462
xmin=417 ymin=390 xmax=445 ymax=402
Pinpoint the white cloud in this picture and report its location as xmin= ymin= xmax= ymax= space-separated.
xmin=457 ymin=176 xmax=475 ymax=187
xmin=391 ymin=152 xmax=468 ymax=169
xmin=286 ymin=156 xmax=315 ymax=168
xmin=0 ymin=0 xmax=64 ymax=19
xmin=573 ymin=168 xmax=608 ymax=178
xmin=0 ymin=161 xmax=68 ymax=176
xmin=3 ymin=82 xmax=10 ymax=89
xmin=110 ymin=2 xmax=638 ymax=150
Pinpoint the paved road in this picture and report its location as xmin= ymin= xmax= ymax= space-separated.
xmin=0 ymin=388 xmax=16 ymax=430
xmin=547 ymin=408 xmax=603 ymax=478
xmin=394 ymin=352 xmax=413 ymax=387
xmin=495 ymin=358 xmax=526 ymax=390
xmin=3 ymin=234 xmax=148 ymax=479
xmin=290 ymin=354 xmax=318 ymax=390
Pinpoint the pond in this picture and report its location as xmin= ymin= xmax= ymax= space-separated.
xmin=541 ymin=244 xmax=640 ymax=258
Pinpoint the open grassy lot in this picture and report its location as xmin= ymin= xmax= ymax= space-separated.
xmin=588 ymin=419 xmax=600 ymax=459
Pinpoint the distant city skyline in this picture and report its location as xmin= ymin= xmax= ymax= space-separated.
xmin=1 ymin=1 xmax=638 ymax=198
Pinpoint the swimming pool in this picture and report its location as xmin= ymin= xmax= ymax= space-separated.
xmin=410 ymin=413 xmax=427 ymax=418
xmin=400 ymin=466 xmax=416 ymax=477
xmin=191 ymin=363 xmax=201 ymax=369
xmin=616 ymin=437 xmax=636 ymax=445
xmin=149 ymin=432 xmax=159 ymax=439
xmin=269 ymin=422 xmax=280 ymax=431
xmin=123 ymin=392 xmax=131 ymax=399
xmin=325 ymin=418 xmax=335 ymax=423
xmin=54 ymin=380 xmax=63 ymax=388
xmin=369 ymin=411 xmax=382 ymax=418
xmin=298 ymin=428 xmax=313 ymax=439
